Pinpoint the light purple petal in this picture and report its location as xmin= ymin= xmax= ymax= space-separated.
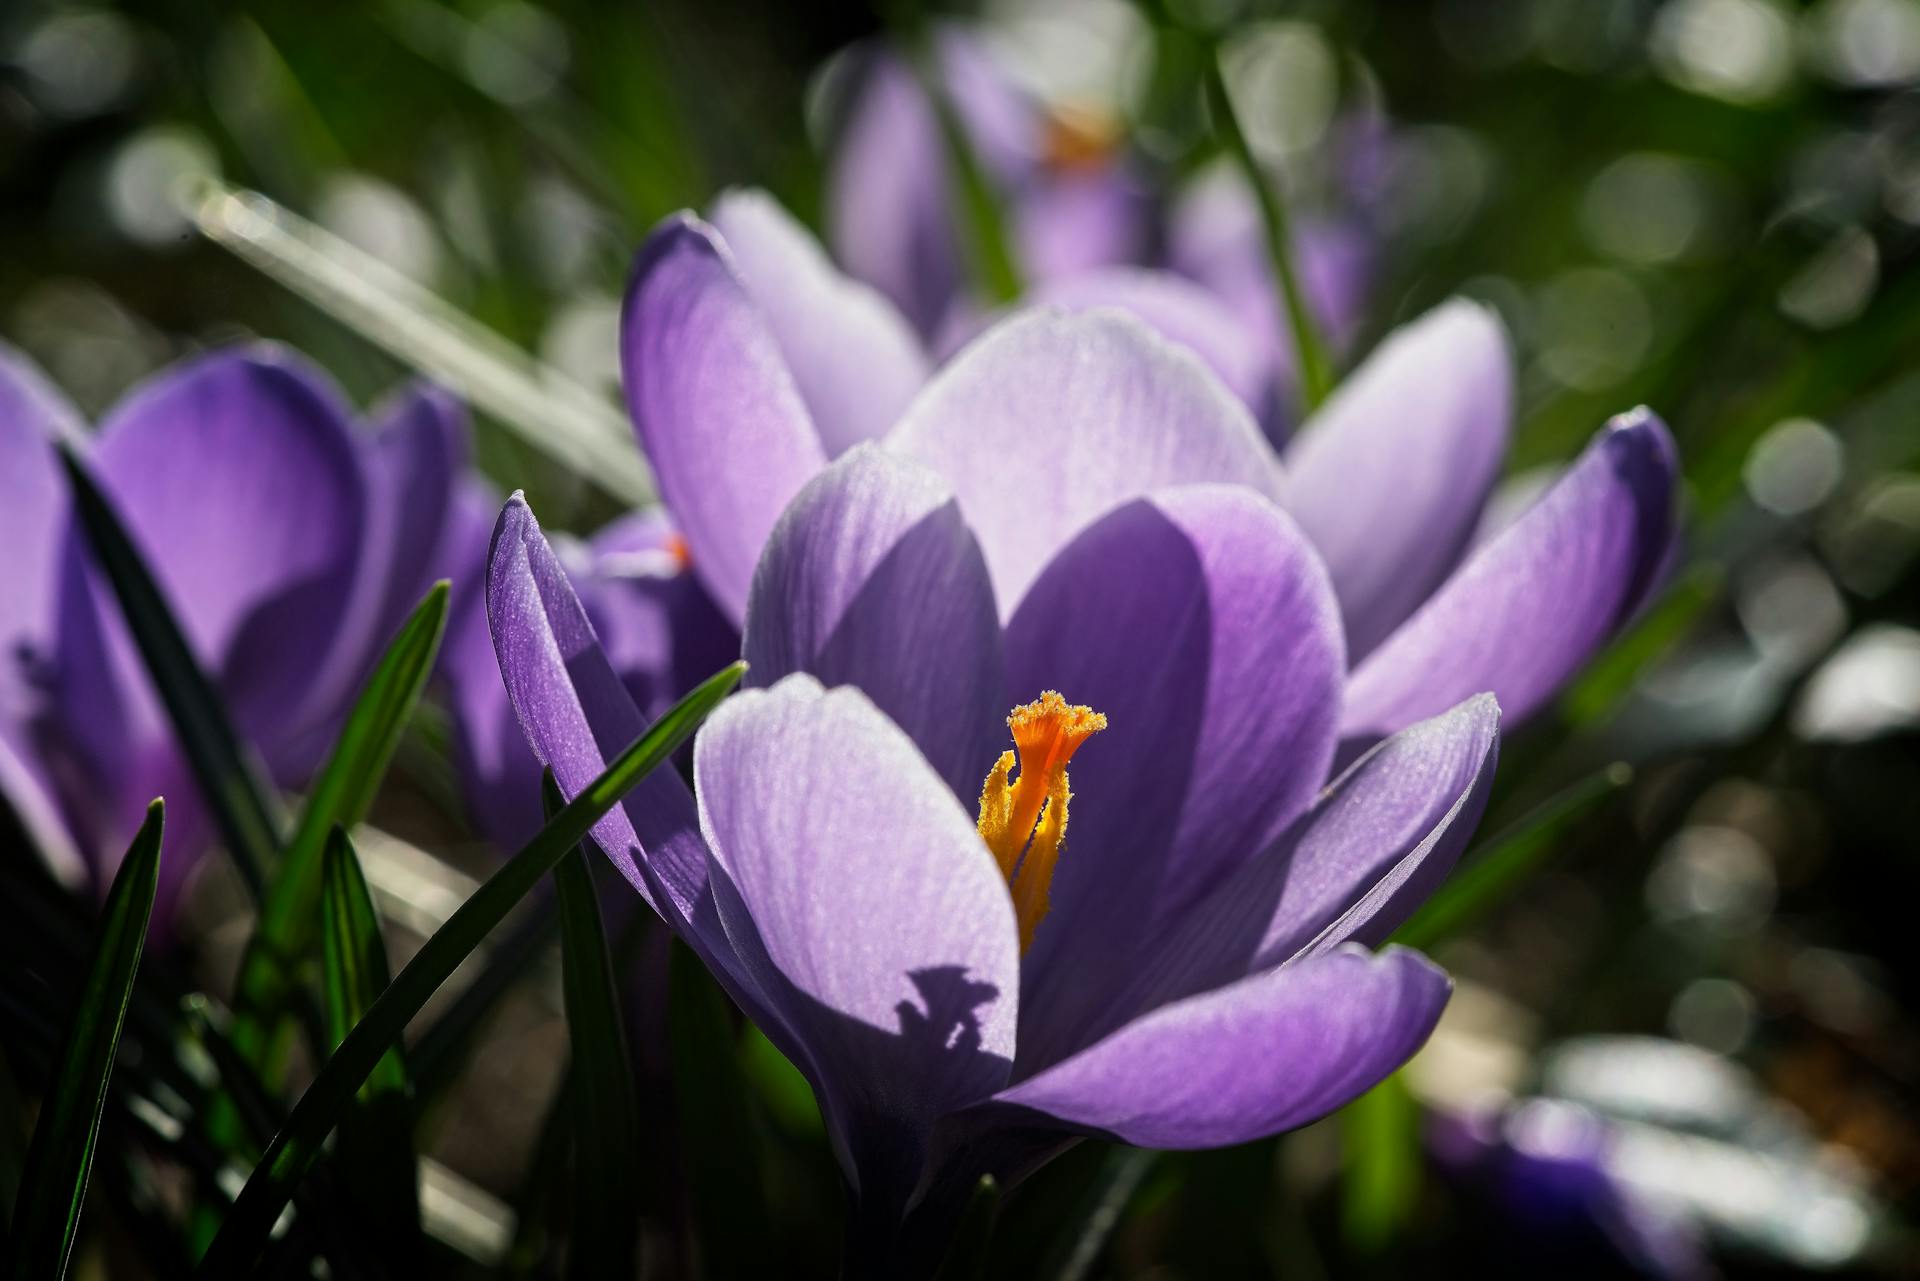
xmin=742 ymin=446 xmax=1004 ymax=799
xmin=994 ymin=945 xmax=1449 ymax=1149
xmin=85 ymin=345 xmax=370 ymax=750
xmin=484 ymin=493 xmax=705 ymax=909
xmin=442 ymin=483 xmax=544 ymax=847
xmin=1025 ymin=694 xmax=1498 ymax=1069
xmin=887 ymin=308 xmax=1285 ymax=614
xmin=1342 ymin=410 xmax=1680 ymax=746
xmin=621 ymin=215 xmax=828 ymax=623
xmin=936 ymin=269 xmax=1277 ymax=422
xmin=1285 ymin=301 xmax=1513 ymax=660
xmin=1005 ymin=486 xmax=1343 ymax=1066
xmin=695 ymin=676 xmax=1018 ymax=1194
xmin=708 ymin=190 xmax=929 ymax=458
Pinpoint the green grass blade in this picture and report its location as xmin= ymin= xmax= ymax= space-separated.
xmin=1199 ymin=40 xmax=1335 ymax=413
xmin=58 ymin=444 xmax=279 ymax=901
xmin=6 ymin=800 xmax=164 ymax=1281
xmin=194 ymin=660 xmax=744 ymax=1276
xmin=1391 ymin=762 xmax=1634 ymax=952
xmin=321 ymin=827 xmax=421 ymax=1255
xmin=188 ymin=180 xmax=654 ymax=506
xmin=551 ymin=775 xmax=640 ymax=1280
xmin=230 ymin=582 xmax=450 ymax=1081
xmin=1339 ymin=1071 xmax=1419 ymax=1252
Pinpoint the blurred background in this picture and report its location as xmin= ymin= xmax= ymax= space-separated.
xmin=4 ymin=0 xmax=1920 ymax=1276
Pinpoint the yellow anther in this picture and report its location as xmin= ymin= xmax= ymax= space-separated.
xmin=976 ymin=691 xmax=1107 ymax=952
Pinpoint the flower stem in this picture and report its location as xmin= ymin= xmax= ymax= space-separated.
xmin=1201 ymin=46 xmax=1336 ymax=413
xmin=892 ymin=10 xmax=1025 ymax=305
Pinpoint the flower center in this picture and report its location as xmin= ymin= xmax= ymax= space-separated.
xmin=976 ymin=691 xmax=1107 ymax=952
xmin=1041 ymin=103 xmax=1122 ymax=174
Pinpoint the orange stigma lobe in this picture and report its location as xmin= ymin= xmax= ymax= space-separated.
xmin=976 ymin=691 xmax=1107 ymax=952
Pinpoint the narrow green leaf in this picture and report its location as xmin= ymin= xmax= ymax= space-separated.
xmin=230 ymin=581 xmax=450 ymax=1085
xmin=1047 ymin=1147 xmax=1158 ymax=1281
xmin=1391 ymin=762 xmax=1634 ymax=952
xmin=1199 ymin=43 xmax=1335 ymax=414
xmin=409 ymin=898 xmax=558 ymax=1109
xmin=195 ymin=660 xmax=745 ymax=1276
xmin=6 ymin=799 xmax=163 ymax=1281
xmin=188 ymin=180 xmax=654 ymax=506
xmin=58 ymin=445 xmax=279 ymax=901
xmin=321 ymin=827 xmax=420 ymax=1254
xmin=932 ymin=1177 xmax=1000 ymax=1281
xmin=1339 ymin=1071 xmax=1419 ymax=1252
xmin=1563 ymin=565 xmax=1722 ymax=727
xmin=551 ymin=774 xmax=640 ymax=1280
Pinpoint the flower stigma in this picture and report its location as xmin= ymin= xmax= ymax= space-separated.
xmin=976 ymin=691 xmax=1108 ymax=952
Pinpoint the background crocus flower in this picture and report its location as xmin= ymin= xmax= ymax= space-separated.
xmin=821 ymin=26 xmax=1371 ymax=425
xmin=625 ymin=208 xmax=1679 ymax=746
xmin=0 ymin=343 xmax=467 ymax=928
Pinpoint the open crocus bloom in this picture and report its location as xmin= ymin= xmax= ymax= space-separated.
xmin=0 ymin=343 xmax=467 ymax=927
xmin=496 ymin=293 xmax=1675 ymax=1265
xmin=626 ymin=208 xmax=1679 ymax=749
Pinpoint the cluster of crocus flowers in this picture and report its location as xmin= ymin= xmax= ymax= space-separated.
xmin=486 ymin=188 xmax=1679 ymax=1264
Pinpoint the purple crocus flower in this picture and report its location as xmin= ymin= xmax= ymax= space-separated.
xmin=0 ymin=342 xmax=466 ymax=928
xmin=491 ymin=290 xmax=1676 ymax=1266
xmin=624 ymin=206 xmax=1678 ymax=749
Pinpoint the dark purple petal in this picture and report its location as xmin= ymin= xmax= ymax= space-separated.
xmin=694 ymin=676 xmax=1018 ymax=1198
xmin=993 ymin=946 xmax=1449 ymax=1148
xmin=708 ymin=190 xmax=928 ymax=458
xmin=1284 ymin=301 xmax=1513 ymax=660
xmin=365 ymin=382 xmax=469 ymax=643
xmin=0 ymin=717 xmax=82 ymax=886
xmin=1342 ymin=410 xmax=1680 ymax=746
xmin=1004 ymin=486 xmax=1343 ymax=1066
xmin=887 ymin=309 xmax=1284 ymax=614
xmin=0 ymin=344 xmax=75 ymax=717
xmin=621 ymin=215 xmax=828 ymax=622
xmin=1024 ymin=694 xmax=1498 ymax=1070
xmin=583 ymin=509 xmax=740 ymax=726
xmin=741 ymin=446 xmax=1004 ymax=799
xmin=84 ymin=345 xmax=370 ymax=756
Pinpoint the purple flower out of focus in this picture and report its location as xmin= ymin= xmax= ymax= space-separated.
xmin=485 ymin=202 xmax=1679 ymax=1262
xmin=0 ymin=343 xmax=473 ymax=927
xmin=822 ymin=27 xmax=1375 ymax=435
